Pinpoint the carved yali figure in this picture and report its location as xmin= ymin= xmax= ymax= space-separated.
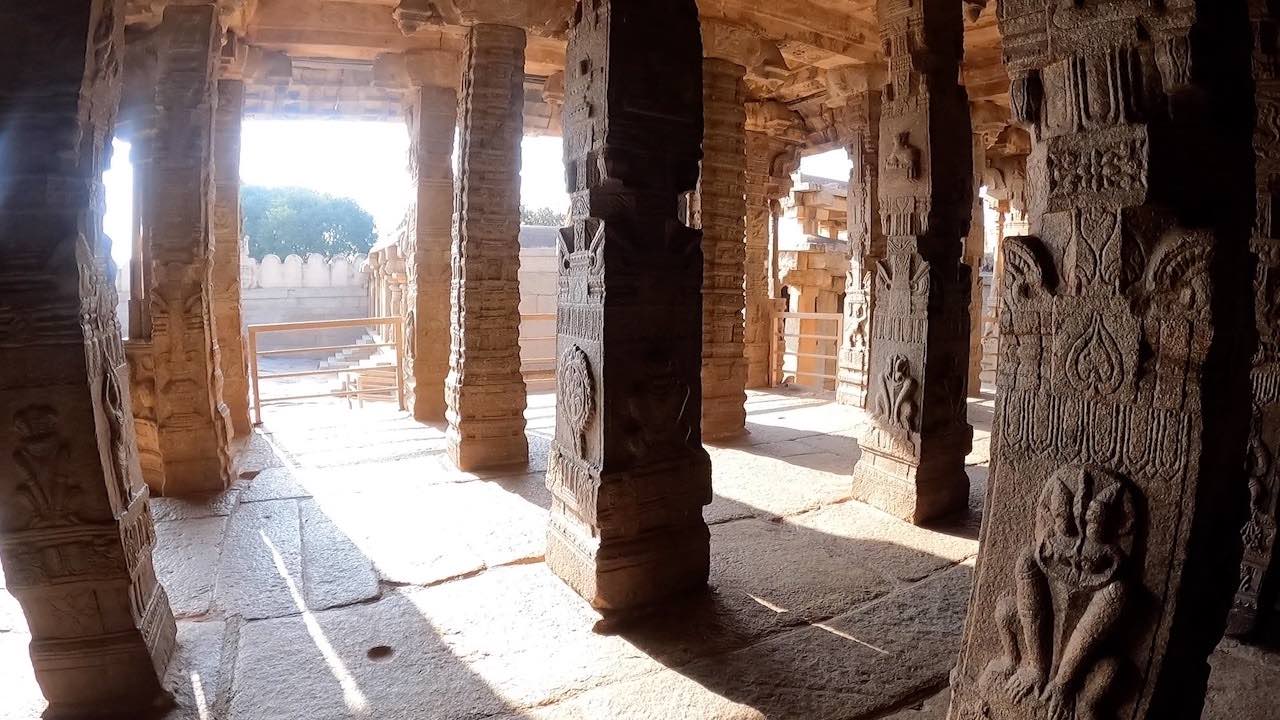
xmin=873 ymin=354 xmax=919 ymax=432
xmin=982 ymin=465 xmax=1137 ymax=720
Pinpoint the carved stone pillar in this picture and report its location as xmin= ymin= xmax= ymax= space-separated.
xmin=0 ymin=1 xmax=178 ymax=714
xmin=965 ymin=131 xmax=987 ymax=399
xmin=849 ymin=0 xmax=974 ymax=524
xmin=1231 ymin=0 xmax=1280 ymax=643
xmin=698 ymin=52 xmax=748 ymax=440
xmin=948 ymin=4 xmax=1257 ymax=720
xmin=402 ymin=57 xmax=459 ymax=423
xmin=744 ymin=123 xmax=800 ymax=390
xmin=213 ymin=78 xmax=251 ymax=437
xmin=445 ymin=24 xmax=528 ymax=470
xmin=837 ymin=91 xmax=884 ymax=408
xmin=143 ymin=3 xmax=234 ymax=494
xmin=545 ymin=0 xmax=712 ymax=613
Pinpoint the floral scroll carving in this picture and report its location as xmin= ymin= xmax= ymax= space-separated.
xmin=981 ymin=465 xmax=1138 ymax=720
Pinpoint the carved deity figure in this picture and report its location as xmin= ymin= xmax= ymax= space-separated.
xmin=873 ymin=354 xmax=918 ymax=431
xmin=885 ymin=131 xmax=921 ymax=181
xmin=983 ymin=465 xmax=1136 ymax=720
xmin=11 ymin=405 xmax=82 ymax=529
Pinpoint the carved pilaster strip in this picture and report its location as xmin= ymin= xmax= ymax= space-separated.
xmin=213 ymin=78 xmax=250 ymax=437
xmin=445 ymin=24 xmax=529 ymax=470
xmin=700 ymin=57 xmax=749 ymax=440
xmin=837 ymin=90 xmax=884 ymax=409
xmin=0 ymin=1 xmax=177 ymax=713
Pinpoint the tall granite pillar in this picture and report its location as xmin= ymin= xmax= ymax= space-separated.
xmin=965 ymin=131 xmax=987 ymax=399
xmin=0 ymin=1 xmax=178 ymax=714
xmin=145 ymin=4 xmax=234 ymax=494
xmin=948 ymin=3 xmax=1257 ymax=719
xmin=849 ymin=0 xmax=974 ymax=524
xmin=837 ymin=90 xmax=884 ymax=408
xmin=213 ymin=78 xmax=251 ymax=437
xmin=743 ymin=121 xmax=800 ymax=390
xmin=403 ymin=54 xmax=459 ymax=423
xmin=1231 ymin=0 xmax=1280 ymax=644
xmin=445 ymin=25 xmax=528 ymax=470
xmin=545 ymin=0 xmax=712 ymax=613
xmin=698 ymin=44 xmax=749 ymax=440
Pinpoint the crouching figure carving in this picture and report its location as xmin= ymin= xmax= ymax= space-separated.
xmin=980 ymin=465 xmax=1137 ymax=720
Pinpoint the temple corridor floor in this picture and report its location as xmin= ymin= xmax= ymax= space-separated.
xmin=2 ymin=390 xmax=1278 ymax=719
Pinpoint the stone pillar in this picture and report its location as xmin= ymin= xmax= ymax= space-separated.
xmin=0 ymin=1 xmax=178 ymax=714
xmin=546 ymin=0 xmax=711 ymax=613
xmin=948 ymin=3 xmax=1257 ymax=719
xmin=445 ymin=24 xmax=528 ymax=470
xmin=402 ymin=60 xmax=459 ymax=423
xmin=144 ymin=3 xmax=234 ymax=494
xmin=744 ymin=123 xmax=800 ymax=390
xmin=964 ymin=131 xmax=986 ymax=399
xmin=849 ymin=0 xmax=974 ymax=524
xmin=698 ymin=49 xmax=748 ymax=440
xmin=837 ymin=91 xmax=884 ymax=408
xmin=1231 ymin=0 xmax=1280 ymax=644
xmin=213 ymin=78 xmax=251 ymax=437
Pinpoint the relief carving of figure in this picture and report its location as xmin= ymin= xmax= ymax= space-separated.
xmin=982 ymin=465 xmax=1137 ymax=720
xmin=11 ymin=406 xmax=83 ymax=530
xmin=873 ymin=354 xmax=918 ymax=432
xmin=885 ymin=131 xmax=921 ymax=181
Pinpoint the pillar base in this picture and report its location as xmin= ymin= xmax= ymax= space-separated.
xmin=546 ymin=517 xmax=710 ymax=615
xmin=702 ymin=402 xmax=748 ymax=442
xmin=851 ymin=423 xmax=971 ymax=525
xmin=447 ymin=431 xmax=528 ymax=472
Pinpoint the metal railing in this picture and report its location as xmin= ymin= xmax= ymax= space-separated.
xmin=770 ymin=311 xmax=844 ymax=392
xmin=248 ymin=316 xmax=405 ymax=425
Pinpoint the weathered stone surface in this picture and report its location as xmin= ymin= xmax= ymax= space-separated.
xmin=837 ymin=90 xmax=883 ymax=410
xmin=144 ymin=4 xmax=236 ymax=495
xmin=1232 ymin=0 xmax=1280 ymax=643
xmin=850 ymin=0 xmax=974 ymax=526
xmin=155 ymin=516 xmax=229 ymax=617
xmin=151 ymin=485 xmax=245 ymax=521
xmin=213 ymin=78 xmax=252 ymax=438
xmin=161 ymin=619 xmax=227 ymax=719
xmin=241 ymin=465 xmax=312 ymax=503
xmin=545 ymin=0 xmax=713 ymax=613
xmin=215 ymin=500 xmax=304 ymax=620
xmin=949 ymin=4 xmax=1258 ymax=719
xmin=299 ymin=499 xmax=381 ymax=611
xmin=228 ymin=591 xmax=518 ymax=720
xmin=1204 ymin=641 xmax=1280 ymax=720
xmin=402 ymin=81 xmax=458 ymax=423
xmin=0 ymin=1 xmax=176 ymax=713
xmin=445 ymin=23 xmax=530 ymax=471
xmin=699 ymin=56 xmax=749 ymax=441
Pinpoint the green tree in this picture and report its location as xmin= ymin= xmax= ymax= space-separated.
xmin=520 ymin=205 xmax=567 ymax=227
xmin=242 ymin=186 xmax=378 ymax=258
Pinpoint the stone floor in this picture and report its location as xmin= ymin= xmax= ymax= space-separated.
xmin=1 ymin=389 xmax=1276 ymax=719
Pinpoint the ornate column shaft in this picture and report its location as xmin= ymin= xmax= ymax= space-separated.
xmin=850 ymin=0 xmax=974 ymax=524
xmin=744 ymin=122 xmax=801 ymax=390
xmin=1231 ymin=0 xmax=1280 ymax=643
xmin=837 ymin=90 xmax=884 ymax=408
xmin=213 ymin=77 xmax=250 ymax=437
xmin=402 ymin=54 xmax=460 ymax=423
xmin=698 ymin=43 xmax=748 ymax=440
xmin=445 ymin=24 xmax=529 ymax=470
xmin=949 ymin=3 xmax=1257 ymax=719
xmin=546 ymin=0 xmax=712 ymax=613
xmin=0 ymin=1 xmax=177 ymax=714
xmin=145 ymin=3 xmax=234 ymax=494
xmin=965 ymin=130 xmax=987 ymax=398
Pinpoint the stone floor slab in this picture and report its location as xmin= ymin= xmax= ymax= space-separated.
xmin=156 ymin=516 xmax=230 ymax=617
xmin=241 ymin=465 xmax=313 ymax=503
xmin=215 ymin=499 xmax=304 ymax=620
xmin=300 ymin=499 xmax=381 ymax=611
